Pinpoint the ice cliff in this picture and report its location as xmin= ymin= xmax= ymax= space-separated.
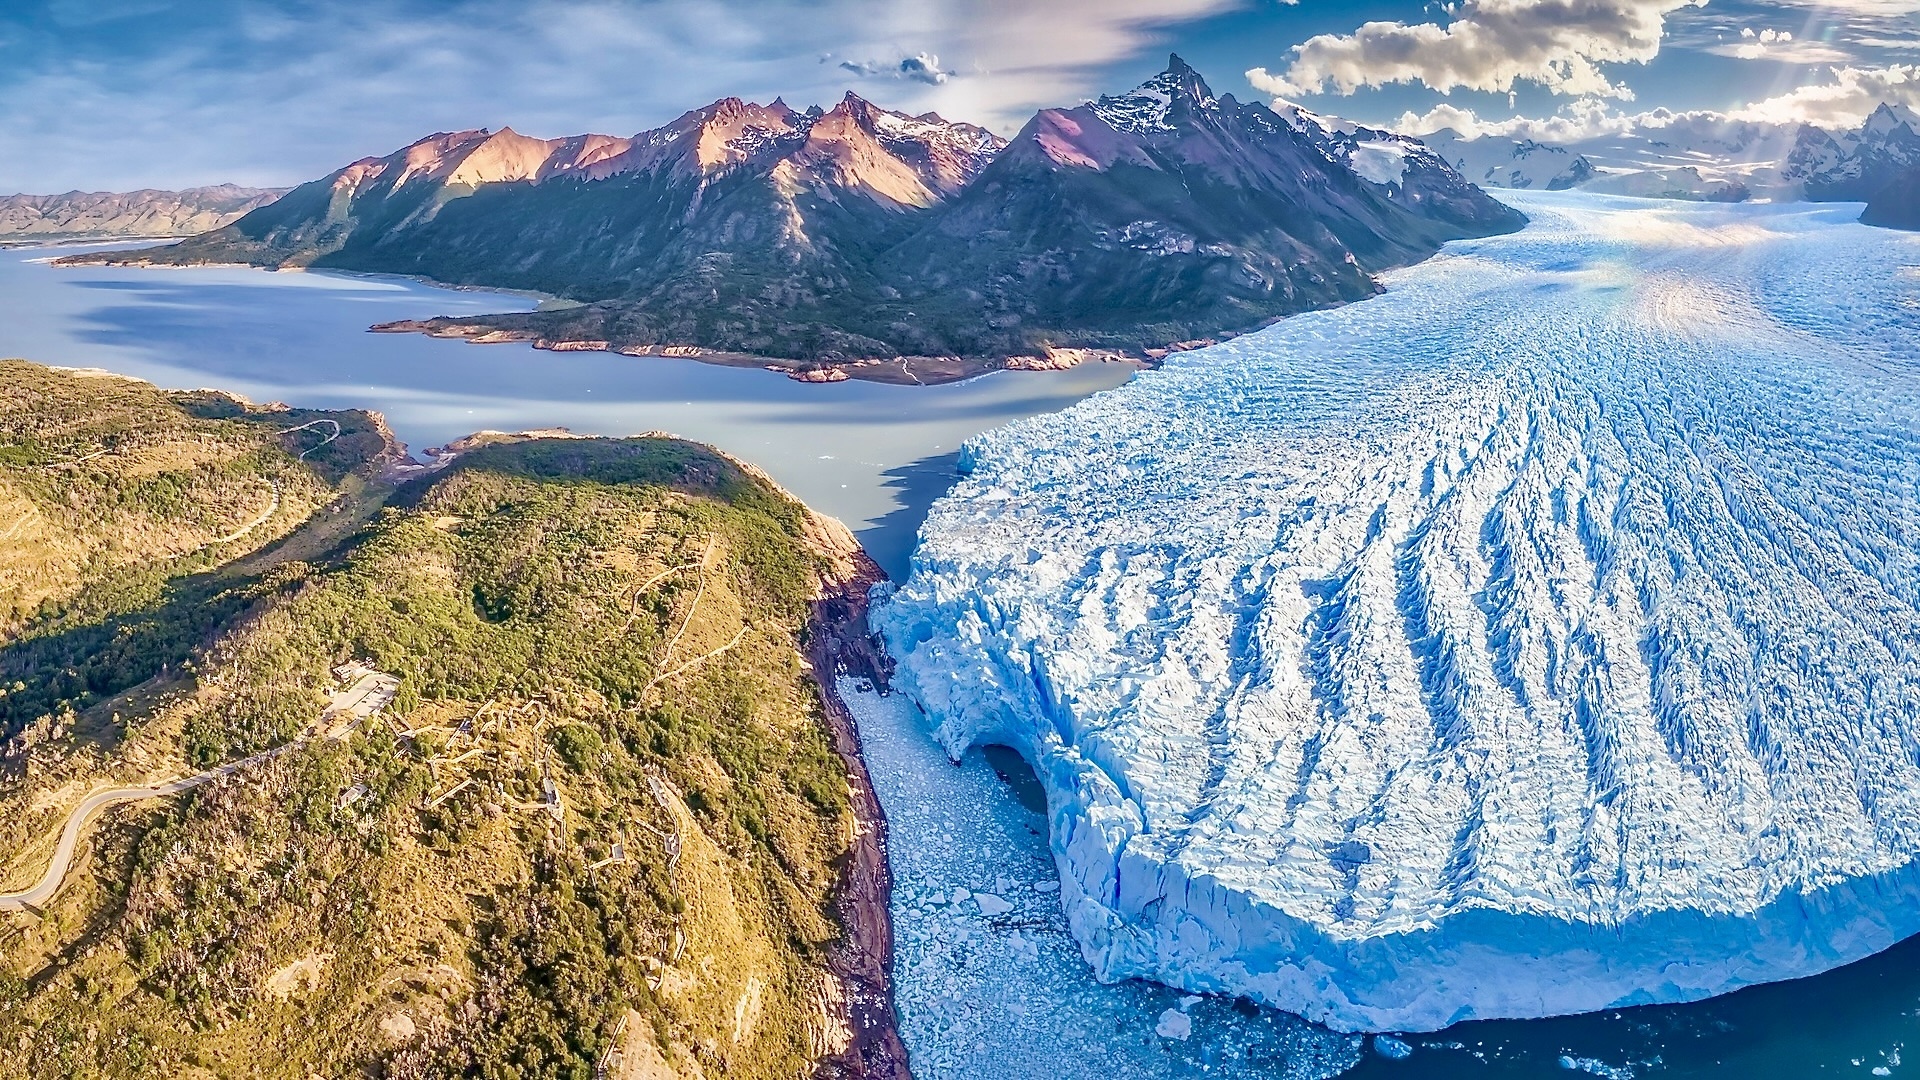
xmin=874 ymin=192 xmax=1920 ymax=1034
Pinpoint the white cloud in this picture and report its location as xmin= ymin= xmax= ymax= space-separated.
xmin=898 ymin=52 xmax=952 ymax=85
xmin=840 ymin=53 xmax=956 ymax=84
xmin=1727 ymin=62 xmax=1920 ymax=125
xmin=1705 ymin=25 xmax=1853 ymax=62
xmin=1393 ymin=61 xmax=1920 ymax=146
xmin=1248 ymin=0 xmax=1703 ymax=102
xmin=1394 ymin=98 xmax=1651 ymax=141
xmin=0 ymin=0 xmax=1241 ymax=191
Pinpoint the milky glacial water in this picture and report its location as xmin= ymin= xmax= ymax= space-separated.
xmin=0 ymin=243 xmax=1134 ymax=579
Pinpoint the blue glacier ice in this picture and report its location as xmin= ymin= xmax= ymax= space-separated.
xmin=874 ymin=192 xmax=1920 ymax=1033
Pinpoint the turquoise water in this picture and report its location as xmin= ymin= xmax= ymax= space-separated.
xmin=0 ymin=243 xmax=1134 ymax=578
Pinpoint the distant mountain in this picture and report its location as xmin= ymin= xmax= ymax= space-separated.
xmin=1421 ymin=122 xmax=1788 ymax=201
xmin=62 ymin=57 xmax=1522 ymax=376
xmin=1418 ymin=131 xmax=1599 ymax=193
xmin=1424 ymin=105 xmax=1920 ymax=206
xmin=1782 ymin=103 xmax=1920 ymax=202
xmin=1861 ymin=167 xmax=1920 ymax=230
xmin=0 ymin=184 xmax=285 ymax=242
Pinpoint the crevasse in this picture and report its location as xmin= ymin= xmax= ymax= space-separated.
xmin=873 ymin=192 xmax=1920 ymax=1034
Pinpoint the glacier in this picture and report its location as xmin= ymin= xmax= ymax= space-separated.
xmin=873 ymin=191 xmax=1920 ymax=1034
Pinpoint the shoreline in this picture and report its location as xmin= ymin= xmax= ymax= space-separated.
xmin=409 ymin=429 xmax=914 ymax=1076
xmin=805 ymin=548 xmax=911 ymax=1079
xmin=34 ymin=244 xmax=581 ymax=313
xmin=29 ymin=246 xmax=1158 ymax=386
xmin=369 ymin=318 xmax=1166 ymax=387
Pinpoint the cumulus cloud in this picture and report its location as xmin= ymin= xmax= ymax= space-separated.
xmin=897 ymin=52 xmax=952 ymax=84
xmin=1394 ymin=62 xmax=1920 ymax=145
xmin=841 ymin=51 xmax=956 ymax=85
xmin=1248 ymin=0 xmax=1703 ymax=101
xmin=1394 ymin=98 xmax=1652 ymax=141
xmin=1728 ymin=62 xmax=1920 ymax=125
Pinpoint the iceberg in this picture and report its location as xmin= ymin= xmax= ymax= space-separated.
xmin=874 ymin=192 xmax=1920 ymax=1033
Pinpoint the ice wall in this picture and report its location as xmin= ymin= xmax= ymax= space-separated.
xmin=874 ymin=193 xmax=1920 ymax=1033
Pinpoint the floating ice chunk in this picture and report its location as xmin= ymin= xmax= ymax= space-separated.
xmin=877 ymin=192 xmax=1920 ymax=1034
xmin=1558 ymin=1057 xmax=1638 ymax=1078
xmin=974 ymin=892 xmax=1014 ymax=917
xmin=1374 ymin=1035 xmax=1413 ymax=1060
xmin=1156 ymin=1009 xmax=1193 ymax=1041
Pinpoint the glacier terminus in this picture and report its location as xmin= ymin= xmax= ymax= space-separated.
xmin=876 ymin=191 xmax=1920 ymax=1034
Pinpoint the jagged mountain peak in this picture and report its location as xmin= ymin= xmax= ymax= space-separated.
xmin=785 ymin=91 xmax=1006 ymax=206
xmin=1784 ymin=100 xmax=1920 ymax=199
xmin=1089 ymin=53 xmax=1219 ymax=135
xmin=1157 ymin=53 xmax=1215 ymax=103
xmin=1864 ymin=101 xmax=1920 ymax=137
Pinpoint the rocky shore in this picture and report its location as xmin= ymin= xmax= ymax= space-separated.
xmin=805 ymin=549 xmax=911 ymax=1079
xmin=369 ymin=317 xmax=1160 ymax=386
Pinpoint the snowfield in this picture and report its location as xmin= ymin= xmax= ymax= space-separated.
xmin=874 ymin=192 xmax=1920 ymax=1034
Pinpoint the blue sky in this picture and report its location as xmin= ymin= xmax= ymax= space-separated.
xmin=3 ymin=0 xmax=1917 ymax=192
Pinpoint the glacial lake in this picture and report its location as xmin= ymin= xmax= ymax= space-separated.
xmin=5 ymin=213 xmax=1920 ymax=1080
xmin=0 ymin=242 xmax=1136 ymax=580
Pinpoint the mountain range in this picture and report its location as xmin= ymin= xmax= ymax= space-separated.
xmin=61 ymin=57 xmax=1524 ymax=380
xmin=0 ymin=184 xmax=285 ymax=243
xmin=1781 ymin=103 xmax=1920 ymax=202
xmin=1425 ymin=103 xmax=1920 ymax=211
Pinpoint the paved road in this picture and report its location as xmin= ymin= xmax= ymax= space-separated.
xmin=0 ymin=744 xmax=291 ymax=912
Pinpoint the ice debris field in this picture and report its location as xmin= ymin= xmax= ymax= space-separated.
xmin=876 ymin=191 xmax=1920 ymax=1034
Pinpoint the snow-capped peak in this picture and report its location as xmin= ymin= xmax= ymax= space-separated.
xmin=1865 ymin=102 xmax=1920 ymax=138
xmin=1091 ymin=53 xmax=1217 ymax=134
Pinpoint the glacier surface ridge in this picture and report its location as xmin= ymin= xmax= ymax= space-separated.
xmin=873 ymin=191 xmax=1920 ymax=1033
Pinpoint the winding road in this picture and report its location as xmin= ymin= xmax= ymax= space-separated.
xmin=279 ymin=418 xmax=340 ymax=461
xmin=0 ymin=743 xmax=294 ymax=912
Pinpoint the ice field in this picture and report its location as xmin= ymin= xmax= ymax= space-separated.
xmin=875 ymin=192 xmax=1920 ymax=1033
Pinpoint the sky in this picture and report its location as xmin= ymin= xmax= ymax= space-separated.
xmin=3 ymin=0 xmax=1918 ymax=192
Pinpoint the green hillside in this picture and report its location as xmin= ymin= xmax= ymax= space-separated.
xmin=0 ymin=362 xmax=890 ymax=1079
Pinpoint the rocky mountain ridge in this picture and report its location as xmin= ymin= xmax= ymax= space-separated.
xmin=62 ymin=57 xmax=1523 ymax=378
xmin=1783 ymin=103 xmax=1920 ymax=203
xmin=0 ymin=184 xmax=285 ymax=242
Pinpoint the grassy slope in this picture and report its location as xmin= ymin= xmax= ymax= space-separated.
xmin=0 ymin=359 xmax=391 ymax=636
xmin=0 ymin=373 xmax=866 ymax=1079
